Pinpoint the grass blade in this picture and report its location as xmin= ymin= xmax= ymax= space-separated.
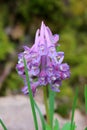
xmin=85 ymin=127 xmax=87 ymax=130
xmin=85 ymin=85 xmax=87 ymax=113
xmin=23 ymin=57 xmax=38 ymax=130
xmin=53 ymin=119 xmax=59 ymax=130
xmin=71 ymin=87 xmax=78 ymax=130
xmin=34 ymin=101 xmax=46 ymax=130
xmin=48 ymin=87 xmax=55 ymax=129
xmin=0 ymin=119 xmax=8 ymax=130
xmin=46 ymin=123 xmax=51 ymax=130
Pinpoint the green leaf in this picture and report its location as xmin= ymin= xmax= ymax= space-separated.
xmin=62 ymin=122 xmax=76 ymax=130
xmin=46 ymin=123 xmax=51 ymax=130
xmin=72 ymin=122 xmax=76 ymax=130
xmin=85 ymin=127 xmax=87 ymax=130
xmin=0 ymin=119 xmax=8 ymax=130
xmin=34 ymin=101 xmax=46 ymax=130
xmin=62 ymin=122 xmax=71 ymax=130
xmin=84 ymin=85 xmax=87 ymax=113
xmin=53 ymin=119 xmax=59 ymax=130
xmin=71 ymin=87 xmax=78 ymax=130
xmin=49 ymin=87 xmax=55 ymax=128
xmin=23 ymin=57 xmax=38 ymax=130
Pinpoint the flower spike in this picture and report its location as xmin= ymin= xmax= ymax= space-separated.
xmin=16 ymin=21 xmax=70 ymax=95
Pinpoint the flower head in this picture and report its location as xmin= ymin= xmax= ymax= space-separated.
xmin=16 ymin=21 xmax=70 ymax=95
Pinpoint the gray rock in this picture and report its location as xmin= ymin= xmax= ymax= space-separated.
xmin=0 ymin=95 xmax=87 ymax=130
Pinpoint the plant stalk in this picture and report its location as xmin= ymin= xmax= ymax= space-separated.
xmin=43 ymin=87 xmax=50 ymax=125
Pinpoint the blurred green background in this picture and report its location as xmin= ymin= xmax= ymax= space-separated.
xmin=0 ymin=0 xmax=87 ymax=117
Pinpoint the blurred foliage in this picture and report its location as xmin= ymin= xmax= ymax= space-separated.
xmin=0 ymin=26 xmax=13 ymax=60
xmin=5 ymin=72 xmax=23 ymax=94
xmin=0 ymin=72 xmax=23 ymax=96
xmin=0 ymin=0 xmax=87 ymax=116
xmin=0 ymin=22 xmax=14 ymax=60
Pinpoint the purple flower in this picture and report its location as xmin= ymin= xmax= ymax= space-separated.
xmin=16 ymin=21 xmax=70 ymax=95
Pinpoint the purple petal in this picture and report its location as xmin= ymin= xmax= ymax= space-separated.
xmin=57 ymin=52 xmax=64 ymax=63
xmin=38 ymin=43 xmax=47 ymax=56
xmin=48 ymin=46 xmax=57 ymax=58
xmin=45 ymin=27 xmax=53 ymax=48
xmin=46 ymin=65 xmax=54 ymax=76
xmin=22 ymin=86 xmax=28 ymax=95
xmin=48 ymin=75 xmax=57 ymax=84
xmin=16 ymin=63 xmax=24 ymax=75
xmin=61 ymin=71 xmax=70 ymax=80
xmin=53 ymin=52 xmax=64 ymax=64
xmin=46 ymin=26 xmax=52 ymax=37
xmin=30 ymin=52 xmax=41 ymax=64
xmin=18 ymin=53 xmax=23 ymax=60
xmin=40 ymin=21 xmax=45 ymax=38
xmin=52 ymin=34 xmax=59 ymax=44
xmin=34 ymin=29 xmax=40 ymax=45
xmin=39 ymin=70 xmax=47 ymax=86
xmin=50 ymin=80 xmax=61 ymax=92
xmin=46 ymin=26 xmax=59 ymax=44
xmin=23 ymin=46 xmax=30 ymax=51
xmin=30 ymin=29 xmax=40 ymax=53
xmin=39 ymin=23 xmax=47 ymax=56
xmin=22 ymin=81 xmax=39 ymax=95
xmin=29 ymin=64 xmax=40 ymax=76
xmin=60 ymin=63 xmax=69 ymax=71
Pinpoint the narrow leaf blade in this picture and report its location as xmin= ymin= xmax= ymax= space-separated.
xmin=71 ymin=87 xmax=78 ymax=130
xmin=23 ymin=57 xmax=38 ymax=130
xmin=53 ymin=119 xmax=59 ymax=130
xmin=62 ymin=122 xmax=76 ymax=130
xmin=0 ymin=119 xmax=8 ymax=130
xmin=46 ymin=123 xmax=51 ymax=130
xmin=85 ymin=127 xmax=87 ymax=130
xmin=85 ymin=85 xmax=87 ymax=113
xmin=34 ymin=101 xmax=46 ymax=130
xmin=62 ymin=122 xmax=71 ymax=130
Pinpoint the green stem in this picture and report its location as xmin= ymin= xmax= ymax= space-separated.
xmin=43 ymin=87 xmax=50 ymax=125
xmin=23 ymin=58 xmax=38 ymax=130
xmin=49 ymin=87 xmax=55 ymax=129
